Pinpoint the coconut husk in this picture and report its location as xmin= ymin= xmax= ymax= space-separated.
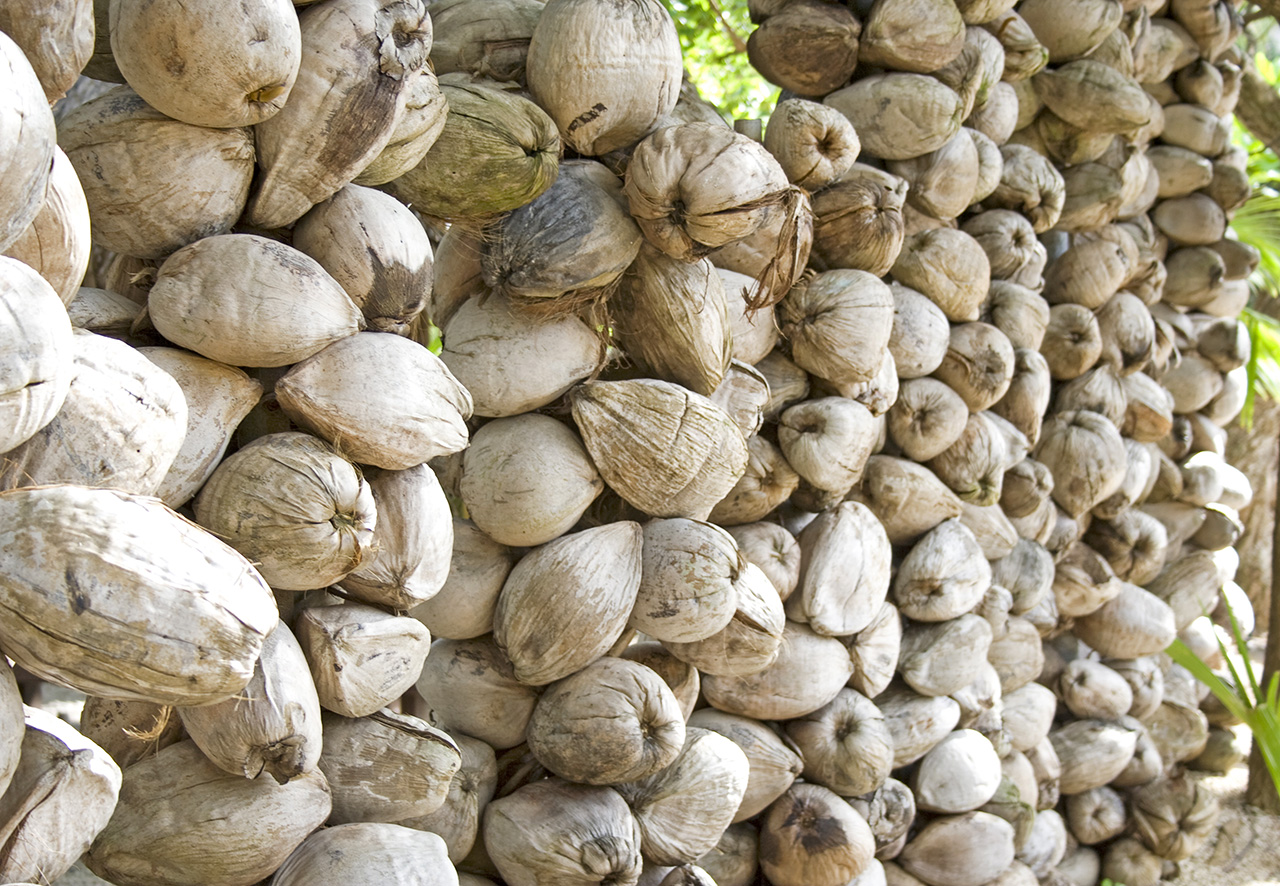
xmin=709 ymin=190 xmax=815 ymax=310
xmin=408 ymin=520 xmax=512 ymax=641
xmin=721 ymin=271 xmax=779 ymax=365
xmin=764 ymin=99 xmax=861 ymax=190
xmin=968 ymin=81 xmax=1020 ymax=146
xmin=986 ymin=616 xmax=1044 ymax=693
xmin=0 ymin=259 xmax=74 ymax=456
xmin=66 ymin=286 xmax=143 ymax=340
xmin=926 ymin=412 xmax=1010 ymax=506
xmin=429 ymin=0 xmax=543 ymax=82
xmin=1019 ymin=0 xmax=1123 ymax=61
xmin=1162 ymin=102 xmax=1231 ymax=156
xmin=778 ymin=397 xmax=877 ymax=494
xmin=778 ymin=268 xmax=895 ymax=386
xmin=1001 ymin=683 xmax=1056 ymax=754
xmin=892 ymin=518 xmax=991 ymax=623
xmin=809 ymin=165 xmax=908 ymax=277
xmin=843 ymin=601 xmax=901 ymax=700
xmin=898 ymin=614 xmax=994 ymax=698
xmin=1101 ymin=838 xmax=1163 ymax=886
xmin=965 ymin=214 xmax=1047 ymax=293
xmin=984 ymin=144 xmax=1064 ymax=233
xmin=662 ymin=562 xmax=786 ymax=677
xmin=484 ymin=779 xmax=643 ymax=886
xmin=696 ymin=823 xmax=758 ymax=886
xmin=977 ymin=777 xmax=1036 ymax=855
xmin=691 ymin=711 xmax=802 ymax=822
xmin=890 ymin=228 xmax=991 ymax=323
xmin=1085 ymin=508 xmax=1169 ymax=586
xmin=932 ymin=321 xmax=1015 ymax=412
xmin=1017 ymin=809 xmax=1069 ymax=879
xmin=630 ymin=518 xmax=746 ymax=644
xmin=889 ymin=283 xmax=951 ymax=380
xmin=850 ymin=456 xmax=966 ymax=545
xmin=4 ymin=146 xmax=90 ymax=305
xmin=1058 ymin=659 xmax=1134 ymax=722
xmin=898 ymin=812 xmax=1015 ymax=886
xmin=859 ymin=0 xmax=966 ymax=73
xmin=991 ymin=349 xmax=1052 ymax=446
xmin=825 ymin=74 xmax=966 ymax=162
xmin=1049 ymin=719 xmax=1139 ymax=797
xmin=1135 ymin=16 xmax=1199 ymax=83
xmin=759 ymin=782 xmax=875 ymax=886
xmin=1024 ymin=736 xmax=1062 ymax=811
xmin=746 ymin=0 xmax=860 ymax=97
xmin=1153 ymin=192 xmax=1227 ymax=246
xmin=991 ymin=538 xmax=1054 ymax=615
xmin=1120 ymin=371 xmax=1176 ymax=442
xmin=876 ymin=685 xmax=962 ymax=769
xmin=395 ymin=733 xmax=499 ymax=863
xmin=725 ymin=522 xmax=801 ymax=601
xmin=85 ymin=740 xmax=331 ymax=886
xmin=782 ymin=688 xmax=891 ymax=802
xmin=709 ymin=435 xmax=800 ymax=526
xmin=1129 ymin=772 xmax=1219 ymax=861
xmin=1208 ymin=238 xmax=1260 ymax=282
xmin=1036 ymin=411 xmax=1127 ymax=520
xmin=888 ymin=132 xmax=980 ymax=222
xmin=1034 ymin=60 xmax=1150 ymax=135
xmin=888 ymin=377 xmax=969 ymax=462
xmin=354 ymin=67 xmax=450 ymax=186
xmin=1150 ymin=145 xmax=1215 ymax=200
xmin=1044 ymin=237 xmax=1135 ymax=310
xmin=981 ymin=10 xmax=1048 ymax=79
xmin=273 ymin=823 xmax=457 ymax=885
xmin=619 ymin=643 xmax=701 ymax=720
xmin=952 ymin=659 xmax=1004 ymax=740
xmin=786 ymin=501 xmax=892 ymax=637
xmin=1052 ymin=365 xmax=1127 ymax=430
xmin=415 ymin=636 xmax=539 ymax=750
xmin=0 ymin=1 xmax=92 ymax=103
xmin=912 ymin=729 xmax=1002 ymax=816
xmin=79 ymin=696 xmax=184 ymax=772
xmin=1001 ymin=457 xmax=1055 ymax=522
xmin=1073 ymin=581 xmax=1176 ymax=658
xmin=1111 ymin=717 xmax=1164 ymax=788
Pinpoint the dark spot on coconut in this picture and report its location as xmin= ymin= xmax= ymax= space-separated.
xmin=65 ymin=568 xmax=90 ymax=615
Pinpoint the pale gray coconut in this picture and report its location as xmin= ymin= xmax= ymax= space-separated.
xmin=720 ymin=270 xmax=779 ymax=365
xmin=778 ymin=398 xmax=878 ymax=494
xmin=1052 ymin=541 xmax=1122 ymax=619
xmin=0 ymin=33 xmax=56 ymax=252
xmin=293 ymin=184 xmax=434 ymax=335
xmin=845 ymin=601 xmax=902 ymax=700
xmin=461 ymin=415 xmax=602 ymax=548
xmin=1044 ymin=235 xmax=1136 ymax=310
xmin=246 ymin=0 xmax=433 ymax=228
xmin=898 ymin=614 xmax=994 ymax=698
xmin=889 ymin=283 xmax=951 ymax=379
xmin=1001 ymin=683 xmax=1056 ymax=754
xmin=1035 ymin=411 xmax=1127 ymax=518
xmin=825 ymin=73 xmax=966 ymax=161
xmin=613 ymin=245 xmax=733 ymax=396
xmin=912 ymin=729 xmax=1002 ymax=815
xmin=408 ymin=521 xmax=511 ymax=639
xmin=620 ymin=643 xmax=701 ymax=720
xmin=893 ymin=519 xmax=991 ymax=622
xmin=764 ymin=99 xmax=861 ymax=190
xmin=441 ymin=291 xmax=605 ymax=418
xmin=1000 ymin=458 xmax=1054 ymax=523
xmin=876 ymin=686 xmax=962 ymax=768
xmin=1065 ymin=786 xmax=1127 ymax=846
xmin=85 ymin=740 xmax=331 ymax=886
xmin=778 ymin=268 xmax=895 ymax=387
xmin=0 ymin=705 xmax=120 ymax=885
xmin=851 ymin=456 xmax=965 ymax=545
xmin=710 ymin=360 xmax=772 ymax=438
xmin=0 ymin=485 xmax=276 ymax=704
xmin=1058 ymin=659 xmax=1135 ymax=721
xmin=662 ymin=563 xmax=786 ymax=678
xmin=809 ymin=165 xmax=908 ymax=277
xmin=1150 ymin=145 xmax=1215 ymax=199
xmin=756 ymin=350 xmax=810 ymax=420
xmin=888 ymin=131 xmax=981 ymax=221
xmin=296 ymin=603 xmax=431 ymax=718
xmin=708 ymin=436 xmax=800 ymax=526
xmin=396 ymin=732 xmax=497 ymax=863
xmin=927 ymin=412 xmax=1011 ymax=506
xmin=57 ymin=85 xmax=254 ymax=259
xmin=759 ymin=783 xmax=875 ymax=886
xmin=701 ymin=620 xmax=852 ymax=720
xmin=687 ymin=710 xmax=802 ymax=823
xmin=484 ymin=780 xmax=643 ymax=886
xmin=110 ymin=0 xmax=299 ymax=127
xmin=888 ymin=378 xmax=970 ymax=462
xmin=630 ymin=519 xmax=744 ymax=643
xmin=992 ymin=349 xmax=1052 ymax=446
xmin=66 ymin=286 xmax=143 ymax=339
xmin=427 ymin=0 xmax=543 ymax=82
xmin=524 ymin=652 xmax=686 ymax=783
xmin=1050 ymin=719 xmax=1138 ymax=795
xmin=788 ymin=501 xmax=892 ymax=638
xmin=194 ymin=432 xmax=376 ymax=591
xmin=0 ymin=0 xmax=93 ymax=103
xmin=571 ymin=379 xmax=749 ymax=521
xmin=981 ymin=10 xmax=1049 ymax=80
xmin=890 ymin=228 xmax=991 ymax=323
xmin=415 ymin=636 xmax=540 ymax=751
xmin=3 ymin=146 xmax=90 ymax=306
xmin=1042 ymin=305 xmax=1103 ymax=382
xmin=272 ymin=823 xmax=458 ymax=885
xmin=726 ymin=522 xmax=801 ymax=601
xmin=986 ymin=616 xmax=1044 ymax=694
xmin=178 ymin=620 xmax=322 ymax=785
xmin=319 ymin=709 xmax=461 ymax=824
xmin=695 ymin=823 xmax=757 ymax=886
xmin=0 ymin=257 xmax=74 ymax=455
xmin=786 ymin=688 xmax=893 ymax=799
xmin=968 ymin=81 xmax=1020 ymax=145
xmin=494 ymin=522 xmax=642 ymax=686
xmin=932 ymin=321 xmax=1015 ymax=412
xmin=898 ymin=811 xmax=1015 ymax=886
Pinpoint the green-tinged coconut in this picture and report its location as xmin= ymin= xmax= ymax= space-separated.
xmin=292 ymin=184 xmax=434 ymax=335
xmin=526 ymin=0 xmax=681 ymax=155
xmin=440 ymin=291 xmax=605 ymax=418
xmin=178 ymin=620 xmax=321 ymax=784
xmin=194 ymin=432 xmax=375 ymax=591
xmin=57 ymin=85 xmax=253 ymax=259
xmin=245 ymin=0 xmax=432 ymax=228
xmin=483 ymin=159 xmax=642 ymax=311
xmin=390 ymin=79 xmax=561 ymax=221
xmin=612 ymin=245 xmax=732 ymax=396
xmin=428 ymin=0 xmax=544 ymax=82
xmin=809 ymin=165 xmax=908 ymax=277
xmin=272 ymin=823 xmax=458 ymax=885
xmin=494 ymin=522 xmax=642 ymax=685
xmin=825 ymin=74 xmax=966 ymax=161
xmin=0 ymin=329 xmax=186 ymax=495
xmin=759 ymin=783 xmax=875 ymax=886
xmin=0 ymin=33 xmax=55 ymax=252
xmin=571 ymin=379 xmax=749 ymax=520
xmin=484 ymin=780 xmax=643 ymax=886
xmin=109 ymin=0 xmax=300 ymax=128
xmin=85 ymin=740 xmax=331 ymax=886
xmin=764 ymin=99 xmax=861 ymax=190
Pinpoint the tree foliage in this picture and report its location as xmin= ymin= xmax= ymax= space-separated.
xmin=661 ymin=0 xmax=777 ymax=122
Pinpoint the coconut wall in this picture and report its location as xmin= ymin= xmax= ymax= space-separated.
xmin=0 ymin=0 xmax=1259 ymax=884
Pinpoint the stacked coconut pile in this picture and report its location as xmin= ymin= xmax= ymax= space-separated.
xmin=0 ymin=0 xmax=1261 ymax=883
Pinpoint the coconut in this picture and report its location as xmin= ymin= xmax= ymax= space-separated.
xmin=1161 ymin=103 xmax=1230 ymax=156
xmin=764 ymin=99 xmax=861 ymax=190
xmin=407 ymin=520 xmax=510 ymax=640
xmin=759 ymin=783 xmax=875 ymax=886
xmin=79 ymin=697 xmax=184 ymax=771
xmin=808 ymin=166 xmax=908 ymax=277
xmin=0 ymin=705 xmax=119 ymax=885
xmin=840 ymin=601 xmax=899 ymax=700
xmin=965 ymin=215 xmax=1047 ymax=293
xmin=620 ymin=643 xmax=701 ymax=720
xmin=244 ymin=0 xmax=431 ymax=227
xmin=851 ymin=456 xmax=966 ymax=545
xmin=1128 ymin=772 xmax=1219 ymax=861
xmin=755 ymin=351 xmax=810 ymax=423
xmin=395 ymin=733 xmax=497 ymax=863
xmin=787 ymin=501 xmax=892 ymax=637
xmin=695 ymin=823 xmax=758 ymax=886
xmin=686 ymin=710 xmax=801 ymax=824
xmin=0 ymin=34 xmax=56 ymax=253
xmin=1034 ymin=411 xmax=1127 ymax=518
xmin=571 ymin=379 xmax=749 ymax=521
xmin=415 ymin=636 xmax=539 ymax=751
xmin=353 ymin=67 xmax=450 ymax=186
xmin=85 ymin=740 xmax=331 ymax=886
xmin=1033 ymin=60 xmax=1150 ymax=134
xmin=440 ymin=292 xmax=605 ymax=418
xmin=0 ymin=329 xmax=187 ymax=497
xmin=986 ymin=616 xmax=1044 ymax=693
xmin=825 ymin=74 xmax=966 ymax=162
xmin=630 ymin=519 xmax=746 ymax=644
xmin=709 ymin=188 xmax=816 ymax=309
xmin=662 ymin=562 xmax=785 ymax=677
xmin=295 ymin=603 xmax=431 ymax=718
xmin=177 ymin=619 xmax=320 ymax=785
xmin=876 ymin=686 xmax=962 ymax=769
xmin=968 ymin=81 xmax=1020 ymax=145
xmin=66 ymin=286 xmax=143 ymax=340
xmin=898 ymin=614 xmax=994 ymax=698
xmin=391 ymin=78 xmax=561 ymax=221
xmin=1059 ymin=659 xmax=1135 ymax=721
xmin=747 ymin=0 xmax=861 ymax=97
xmin=1085 ymin=509 xmax=1169 ymax=585
xmin=777 ymin=270 xmax=895 ymax=389
xmin=0 ymin=1 xmax=93 ymax=103
xmin=1145 ymin=549 xmax=1224 ymax=630
xmin=984 ymin=144 xmax=1064 ymax=233
xmin=1150 ymin=145 xmax=1215 ymax=199
xmin=720 ymin=271 xmax=779 ymax=366
xmin=932 ymin=322 xmax=1015 ymax=412
xmin=272 ymin=823 xmax=457 ymax=885
xmin=910 ymin=729 xmax=1001 ymax=816
xmin=1000 ymin=458 xmax=1055 ymax=522
xmin=888 ymin=378 xmax=969 ymax=462
xmin=57 ymin=85 xmax=253 ymax=259
xmin=890 ymin=229 xmax=990 ymax=324
xmin=109 ymin=0 xmax=299 ymax=127
xmin=3 ymin=146 xmax=89 ymax=306
xmin=889 ymin=284 xmax=952 ymax=380
xmin=890 ymin=519 xmax=989 ymax=625
xmin=725 ymin=522 xmax=801 ymax=601
xmin=927 ymin=412 xmax=1011 ymax=505
xmin=778 ymin=398 xmax=877 ymax=494
xmin=898 ymin=811 xmax=1015 ymax=886
xmin=709 ymin=436 xmax=800 ymax=526
xmin=493 ymin=522 xmax=641 ymax=685
xmin=1121 ymin=371 xmax=1176 ymax=442
xmin=1049 ymin=718 xmax=1139 ymax=797
xmin=1001 ymin=683 xmax=1056 ymax=754
xmin=484 ymin=779 xmax=643 ymax=886
xmin=0 ymin=258 xmax=74 ymax=456
xmin=1018 ymin=0 xmax=1123 ymax=62
xmin=1025 ymin=736 xmax=1062 ymax=811
xmin=888 ymin=132 xmax=980 ymax=222
xmin=484 ymin=159 xmax=641 ymax=313
xmin=1044 ymin=238 xmax=1134 ymax=311
xmin=859 ymin=0 xmax=965 ymax=73
xmin=991 ymin=349 xmax=1052 ymax=445
xmin=428 ymin=0 xmax=543 ymax=82
xmin=1101 ymin=838 xmax=1163 ymax=886
xmin=612 ymin=245 xmax=732 ymax=396
xmin=1073 ymin=581 xmax=1176 ymax=658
